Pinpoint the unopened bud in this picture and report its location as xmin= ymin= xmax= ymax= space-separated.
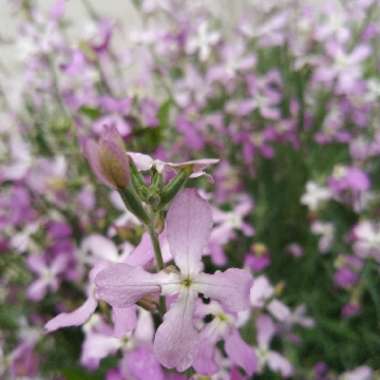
xmin=84 ymin=125 xmax=130 ymax=189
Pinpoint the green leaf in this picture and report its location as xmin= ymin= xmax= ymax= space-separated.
xmin=79 ymin=106 xmax=103 ymax=120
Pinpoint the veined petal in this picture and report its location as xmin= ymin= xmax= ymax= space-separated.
xmin=195 ymin=268 xmax=252 ymax=312
xmin=154 ymin=292 xmax=199 ymax=371
xmin=225 ymin=329 xmax=256 ymax=376
xmin=95 ymin=263 xmax=161 ymax=308
xmin=166 ymin=159 xmax=219 ymax=178
xmin=45 ymin=296 xmax=98 ymax=332
xmin=167 ymin=189 xmax=212 ymax=275
xmin=128 ymin=152 xmax=154 ymax=171
xmin=112 ymin=306 xmax=137 ymax=338
xmin=122 ymin=345 xmax=164 ymax=380
xmin=192 ymin=340 xmax=219 ymax=375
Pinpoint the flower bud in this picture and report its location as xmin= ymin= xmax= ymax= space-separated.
xmin=84 ymin=125 xmax=130 ymax=189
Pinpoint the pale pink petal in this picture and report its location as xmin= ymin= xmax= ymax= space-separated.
xmin=267 ymin=351 xmax=293 ymax=377
xmin=27 ymin=279 xmax=48 ymax=301
xmin=51 ymin=254 xmax=69 ymax=274
xmin=154 ymin=293 xmax=199 ymax=371
xmin=82 ymin=235 xmax=119 ymax=263
xmin=192 ymin=340 xmax=219 ymax=375
xmin=135 ymin=309 xmax=155 ymax=343
xmin=250 ymin=275 xmax=274 ymax=308
xmin=167 ymin=189 xmax=213 ymax=275
xmin=195 ymin=268 xmax=252 ymax=312
xmin=122 ymin=345 xmax=164 ymax=380
xmin=166 ymin=158 xmax=219 ymax=170
xmin=80 ymin=332 xmax=121 ymax=370
xmin=26 ymin=255 xmax=46 ymax=275
xmin=124 ymin=232 xmax=171 ymax=267
xmin=225 ymin=329 xmax=257 ymax=376
xmin=95 ymin=263 xmax=161 ymax=308
xmin=166 ymin=159 xmax=219 ymax=178
xmin=127 ymin=152 xmax=154 ymax=171
xmin=45 ymin=296 xmax=98 ymax=332
xmin=112 ymin=306 xmax=137 ymax=338
xmin=256 ymin=315 xmax=276 ymax=348
xmin=267 ymin=300 xmax=291 ymax=322
xmin=123 ymin=233 xmax=155 ymax=267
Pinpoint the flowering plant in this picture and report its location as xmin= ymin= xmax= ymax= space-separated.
xmin=1 ymin=0 xmax=380 ymax=379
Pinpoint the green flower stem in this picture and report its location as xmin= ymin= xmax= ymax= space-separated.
xmin=118 ymin=187 xmax=150 ymax=225
xmin=147 ymin=224 xmax=164 ymax=271
xmin=159 ymin=168 xmax=191 ymax=207
xmin=147 ymin=224 xmax=166 ymax=315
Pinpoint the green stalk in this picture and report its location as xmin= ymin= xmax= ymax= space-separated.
xmin=147 ymin=224 xmax=164 ymax=271
xmin=118 ymin=187 xmax=150 ymax=225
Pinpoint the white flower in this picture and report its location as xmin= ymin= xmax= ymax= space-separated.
xmin=301 ymin=181 xmax=331 ymax=211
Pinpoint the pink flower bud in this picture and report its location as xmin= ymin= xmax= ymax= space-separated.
xmin=84 ymin=125 xmax=130 ymax=189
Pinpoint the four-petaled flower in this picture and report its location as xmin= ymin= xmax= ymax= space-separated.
xmin=95 ymin=189 xmax=252 ymax=371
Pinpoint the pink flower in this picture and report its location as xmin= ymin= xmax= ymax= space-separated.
xmin=193 ymin=301 xmax=257 ymax=376
xmin=26 ymin=254 xmax=68 ymax=301
xmin=95 ymin=189 xmax=252 ymax=371
xmin=255 ymin=315 xmax=293 ymax=377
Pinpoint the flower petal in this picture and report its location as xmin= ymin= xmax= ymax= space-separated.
xmin=27 ymin=279 xmax=48 ymax=301
xmin=95 ymin=263 xmax=161 ymax=308
xmin=167 ymin=189 xmax=212 ymax=275
xmin=45 ymin=296 xmax=98 ymax=332
xmin=267 ymin=351 xmax=293 ymax=378
xmin=112 ymin=306 xmax=137 ymax=338
xmin=154 ymin=293 xmax=199 ymax=371
xmin=195 ymin=268 xmax=252 ymax=312
xmin=128 ymin=152 xmax=154 ymax=171
xmin=256 ymin=315 xmax=276 ymax=349
xmin=81 ymin=234 xmax=119 ymax=263
xmin=121 ymin=345 xmax=164 ymax=380
xmin=80 ymin=331 xmax=121 ymax=370
xmin=225 ymin=329 xmax=257 ymax=376
xmin=192 ymin=340 xmax=219 ymax=375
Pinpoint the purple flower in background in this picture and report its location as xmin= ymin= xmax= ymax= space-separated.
xmin=334 ymin=267 xmax=359 ymax=289
xmin=27 ymin=254 xmax=68 ymax=301
xmin=245 ymin=243 xmax=271 ymax=272
xmin=353 ymin=221 xmax=380 ymax=262
xmin=255 ymin=315 xmax=293 ymax=377
xmin=341 ymin=303 xmax=361 ymax=318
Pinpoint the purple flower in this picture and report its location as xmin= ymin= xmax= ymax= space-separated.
xmin=341 ymin=303 xmax=361 ymax=318
xmin=95 ymin=189 xmax=252 ymax=371
xmin=255 ymin=315 xmax=293 ymax=377
xmin=193 ymin=301 xmax=257 ymax=376
xmin=334 ymin=267 xmax=359 ymax=289
xmin=27 ymin=254 xmax=68 ymax=301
